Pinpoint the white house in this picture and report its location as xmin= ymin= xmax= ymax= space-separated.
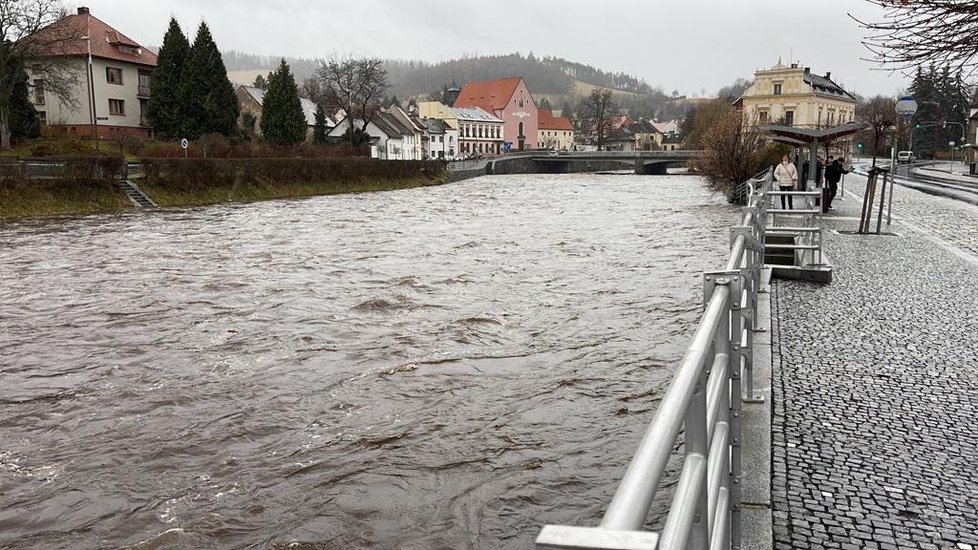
xmin=328 ymin=111 xmax=417 ymax=160
xmin=28 ymin=7 xmax=157 ymax=138
xmin=419 ymin=118 xmax=458 ymax=159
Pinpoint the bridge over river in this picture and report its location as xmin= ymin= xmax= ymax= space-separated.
xmin=449 ymin=149 xmax=701 ymax=176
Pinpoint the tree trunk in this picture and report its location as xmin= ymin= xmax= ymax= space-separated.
xmin=0 ymin=104 xmax=12 ymax=150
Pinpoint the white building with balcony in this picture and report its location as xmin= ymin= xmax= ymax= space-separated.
xmin=28 ymin=7 xmax=157 ymax=138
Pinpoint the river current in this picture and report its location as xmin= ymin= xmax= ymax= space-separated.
xmin=1 ymin=173 xmax=737 ymax=549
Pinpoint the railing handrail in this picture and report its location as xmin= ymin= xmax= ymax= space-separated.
xmin=537 ymin=168 xmax=773 ymax=550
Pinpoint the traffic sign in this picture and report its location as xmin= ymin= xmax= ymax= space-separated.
xmin=180 ymin=138 xmax=189 ymax=149
xmin=895 ymin=96 xmax=917 ymax=119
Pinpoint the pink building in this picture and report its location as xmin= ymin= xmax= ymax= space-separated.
xmin=453 ymin=76 xmax=538 ymax=151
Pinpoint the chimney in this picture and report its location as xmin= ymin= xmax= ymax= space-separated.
xmin=77 ymin=6 xmax=89 ymax=14
xmin=790 ymin=63 xmax=797 ymax=69
xmin=825 ymin=71 xmax=832 ymax=80
xmin=804 ymin=67 xmax=811 ymax=74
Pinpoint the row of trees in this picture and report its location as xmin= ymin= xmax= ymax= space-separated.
xmin=148 ymin=18 xmax=239 ymax=140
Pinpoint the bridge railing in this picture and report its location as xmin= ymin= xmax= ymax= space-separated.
xmin=536 ymin=168 xmax=772 ymax=550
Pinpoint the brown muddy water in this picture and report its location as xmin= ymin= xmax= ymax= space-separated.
xmin=0 ymin=173 xmax=738 ymax=549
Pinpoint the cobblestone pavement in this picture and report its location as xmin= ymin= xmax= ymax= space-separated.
xmin=771 ymin=173 xmax=978 ymax=550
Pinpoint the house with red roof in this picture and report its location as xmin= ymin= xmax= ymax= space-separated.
xmin=27 ymin=7 xmax=157 ymax=138
xmin=453 ymin=76 xmax=537 ymax=151
xmin=537 ymin=109 xmax=574 ymax=150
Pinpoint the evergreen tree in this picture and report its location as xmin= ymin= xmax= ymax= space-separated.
xmin=260 ymin=59 xmax=306 ymax=146
xmin=561 ymin=102 xmax=573 ymax=120
xmin=313 ymin=103 xmax=328 ymax=145
xmin=253 ymin=74 xmax=267 ymax=89
xmin=147 ymin=17 xmax=190 ymax=140
xmin=8 ymin=67 xmax=38 ymax=140
xmin=907 ymin=65 xmax=970 ymax=157
xmin=181 ymin=22 xmax=239 ymax=138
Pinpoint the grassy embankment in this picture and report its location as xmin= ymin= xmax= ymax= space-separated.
xmin=0 ymin=139 xmax=448 ymax=220
xmin=0 ymin=180 xmax=132 ymax=219
xmin=137 ymin=158 xmax=447 ymax=207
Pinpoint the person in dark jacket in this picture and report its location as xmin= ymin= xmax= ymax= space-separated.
xmin=823 ymin=157 xmax=850 ymax=210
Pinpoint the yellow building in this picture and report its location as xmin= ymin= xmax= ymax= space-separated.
xmin=739 ymin=60 xmax=856 ymax=129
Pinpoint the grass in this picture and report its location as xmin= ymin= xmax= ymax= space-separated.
xmin=0 ymin=180 xmax=131 ymax=220
xmin=138 ymin=176 xmax=445 ymax=207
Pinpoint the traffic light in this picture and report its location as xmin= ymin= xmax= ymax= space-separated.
xmin=915 ymin=123 xmax=921 ymax=129
xmin=857 ymin=142 xmax=863 ymax=149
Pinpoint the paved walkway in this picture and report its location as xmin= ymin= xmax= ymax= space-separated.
xmin=771 ymin=172 xmax=978 ymax=550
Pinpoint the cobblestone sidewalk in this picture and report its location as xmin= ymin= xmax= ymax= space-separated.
xmin=771 ymin=174 xmax=978 ymax=550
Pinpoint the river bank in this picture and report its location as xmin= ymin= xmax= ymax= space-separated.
xmin=0 ymin=157 xmax=447 ymax=221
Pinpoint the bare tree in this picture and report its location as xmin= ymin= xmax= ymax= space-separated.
xmin=0 ymin=0 xmax=80 ymax=149
xmin=316 ymin=56 xmax=389 ymax=145
xmin=576 ymin=88 xmax=618 ymax=150
xmin=695 ymin=110 xmax=767 ymax=202
xmin=853 ymin=1 xmax=978 ymax=77
xmin=856 ymin=95 xmax=897 ymax=167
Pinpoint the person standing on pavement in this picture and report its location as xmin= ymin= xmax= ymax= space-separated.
xmin=823 ymin=157 xmax=850 ymax=210
xmin=774 ymin=154 xmax=798 ymax=209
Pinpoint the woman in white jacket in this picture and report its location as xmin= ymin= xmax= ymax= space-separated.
xmin=774 ymin=154 xmax=798 ymax=209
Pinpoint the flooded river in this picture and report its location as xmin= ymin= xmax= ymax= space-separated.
xmin=0 ymin=173 xmax=737 ymax=549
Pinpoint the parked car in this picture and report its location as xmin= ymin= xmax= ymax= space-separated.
xmin=897 ymin=151 xmax=916 ymax=164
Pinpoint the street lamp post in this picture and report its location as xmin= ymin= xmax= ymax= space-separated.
xmin=82 ymin=27 xmax=99 ymax=150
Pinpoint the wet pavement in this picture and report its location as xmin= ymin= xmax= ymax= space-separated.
xmin=771 ymin=173 xmax=978 ymax=549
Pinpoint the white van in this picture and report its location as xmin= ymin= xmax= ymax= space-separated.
xmin=897 ymin=151 xmax=916 ymax=164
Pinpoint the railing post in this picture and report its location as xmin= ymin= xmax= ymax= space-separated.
xmin=726 ymin=271 xmax=745 ymax=550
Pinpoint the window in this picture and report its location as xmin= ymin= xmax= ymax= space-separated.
xmin=38 ymin=111 xmax=46 ymax=125
xmin=109 ymin=99 xmax=125 ymax=115
xmin=106 ymin=67 xmax=123 ymax=85
xmin=784 ymin=110 xmax=794 ymax=126
xmin=33 ymin=79 xmax=44 ymax=105
xmin=773 ymin=83 xmax=782 ymax=95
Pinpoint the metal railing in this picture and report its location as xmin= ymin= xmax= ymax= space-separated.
xmin=765 ymin=183 xmax=824 ymax=267
xmin=536 ymin=169 xmax=771 ymax=550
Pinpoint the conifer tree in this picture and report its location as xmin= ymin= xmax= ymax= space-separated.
xmin=181 ymin=22 xmax=239 ymax=138
xmin=147 ymin=18 xmax=189 ymax=140
xmin=260 ymin=59 xmax=306 ymax=145
xmin=313 ymin=103 xmax=328 ymax=145
xmin=8 ymin=67 xmax=38 ymax=140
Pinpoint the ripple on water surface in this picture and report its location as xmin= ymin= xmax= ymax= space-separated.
xmin=0 ymin=173 xmax=737 ymax=549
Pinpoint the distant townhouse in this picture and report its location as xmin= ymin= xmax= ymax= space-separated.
xmin=737 ymin=60 xmax=856 ymax=128
xmin=235 ymin=85 xmax=330 ymax=141
xmin=454 ymin=76 xmax=537 ymax=151
xmin=327 ymin=109 xmax=422 ymax=160
xmin=416 ymin=101 xmax=460 ymax=159
xmin=28 ymin=7 xmax=157 ymax=137
xmin=537 ymin=109 xmax=574 ymax=150
xmin=453 ymin=106 xmax=504 ymax=156
xmin=388 ymin=107 xmax=426 ymax=160
xmin=604 ymin=126 xmax=637 ymax=151
xmin=628 ymin=119 xmax=664 ymax=150
xmin=418 ymin=118 xmax=458 ymax=160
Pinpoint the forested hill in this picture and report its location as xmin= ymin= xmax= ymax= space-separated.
xmin=222 ymin=50 xmax=659 ymax=100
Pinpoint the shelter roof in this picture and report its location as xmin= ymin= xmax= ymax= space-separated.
xmin=760 ymin=121 xmax=867 ymax=145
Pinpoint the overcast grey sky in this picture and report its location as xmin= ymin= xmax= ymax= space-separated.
xmin=78 ymin=0 xmax=911 ymax=98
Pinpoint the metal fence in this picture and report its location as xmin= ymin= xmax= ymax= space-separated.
xmin=536 ymin=169 xmax=772 ymax=550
